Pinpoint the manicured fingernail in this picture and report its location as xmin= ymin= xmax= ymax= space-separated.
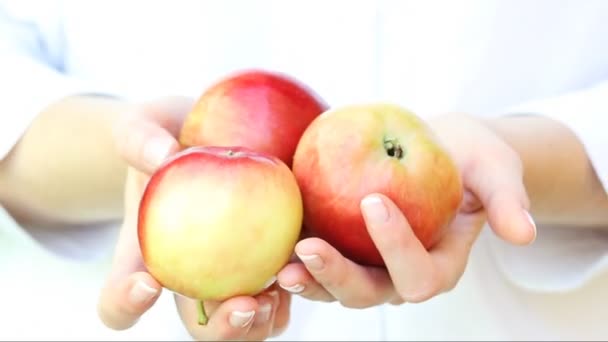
xmin=129 ymin=280 xmax=158 ymax=304
xmin=255 ymin=303 xmax=273 ymax=323
xmin=229 ymin=310 xmax=255 ymax=328
xmin=143 ymin=136 xmax=174 ymax=169
xmin=297 ymin=253 xmax=324 ymax=270
xmin=361 ymin=195 xmax=389 ymax=223
xmin=279 ymin=283 xmax=305 ymax=293
xmin=263 ymin=276 xmax=277 ymax=289
xmin=524 ymin=210 xmax=537 ymax=242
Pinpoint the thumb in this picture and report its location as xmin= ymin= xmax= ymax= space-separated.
xmin=465 ymin=155 xmax=537 ymax=245
xmin=97 ymin=169 xmax=162 ymax=330
xmin=114 ymin=116 xmax=180 ymax=175
xmin=99 ymin=97 xmax=194 ymax=329
xmin=113 ymin=96 xmax=194 ymax=174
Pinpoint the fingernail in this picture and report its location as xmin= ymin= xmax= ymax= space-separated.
xmin=129 ymin=280 xmax=158 ymax=304
xmin=143 ymin=135 xmax=174 ymax=169
xmin=524 ymin=210 xmax=537 ymax=242
xmin=255 ymin=303 xmax=273 ymax=323
xmin=279 ymin=283 xmax=305 ymax=294
xmin=229 ymin=310 xmax=255 ymax=328
xmin=263 ymin=276 xmax=277 ymax=289
xmin=297 ymin=253 xmax=324 ymax=271
xmin=361 ymin=195 xmax=389 ymax=223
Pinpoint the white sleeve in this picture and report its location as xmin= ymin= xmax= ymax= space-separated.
xmin=0 ymin=1 xmax=107 ymax=159
xmin=487 ymin=81 xmax=608 ymax=293
xmin=507 ymin=81 xmax=608 ymax=191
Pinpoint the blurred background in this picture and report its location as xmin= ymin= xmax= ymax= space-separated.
xmin=1 ymin=0 xmax=607 ymax=340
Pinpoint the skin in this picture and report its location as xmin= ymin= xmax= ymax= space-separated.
xmin=1 ymin=95 xmax=606 ymax=340
xmin=0 ymin=96 xmax=291 ymax=341
xmin=277 ymin=113 xmax=608 ymax=307
xmin=0 ymin=95 xmax=128 ymax=225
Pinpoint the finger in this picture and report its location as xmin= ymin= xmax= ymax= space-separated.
xmin=429 ymin=211 xmax=487 ymax=292
xmin=137 ymin=96 xmax=195 ymax=136
xmin=113 ymin=96 xmax=194 ymax=174
xmin=271 ymin=289 xmax=292 ymax=337
xmin=175 ymin=295 xmax=258 ymax=341
xmin=97 ymin=216 xmax=161 ymax=330
xmin=97 ymin=271 xmax=162 ymax=330
xmin=247 ymin=289 xmax=280 ymax=341
xmin=114 ymin=117 xmax=180 ymax=175
xmin=277 ymin=262 xmax=335 ymax=302
xmin=292 ymin=237 xmax=395 ymax=308
xmin=465 ymin=152 xmax=536 ymax=245
xmin=98 ymin=169 xmax=160 ymax=330
xmin=361 ymin=193 xmax=439 ymax=303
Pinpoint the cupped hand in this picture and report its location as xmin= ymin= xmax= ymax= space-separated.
xmin=96 ymin=96 xmax=290 ymax=341
xmin=276 ymin=112 xmax=536 ymax=308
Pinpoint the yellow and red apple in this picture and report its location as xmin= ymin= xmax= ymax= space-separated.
xmin=137 ymin=146 xmax=303 ymax=323
xmin=292 ymin=103 xmax=463 ymax=267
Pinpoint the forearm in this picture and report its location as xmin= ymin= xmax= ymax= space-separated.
xmin=0 ymin=95 xmax=131 ymax=225
xmin=484 ymin=115 xmax=608 ymax=228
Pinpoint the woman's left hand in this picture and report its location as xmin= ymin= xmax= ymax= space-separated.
xmin=276 ymin=113 xmax=537 ymax=307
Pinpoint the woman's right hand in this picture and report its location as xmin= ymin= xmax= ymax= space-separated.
xmin=97 ymin=96 xmax=291 ymax=341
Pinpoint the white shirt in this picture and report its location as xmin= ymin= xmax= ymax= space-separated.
xmin=1 ymin=0 xmax=607 ymax=340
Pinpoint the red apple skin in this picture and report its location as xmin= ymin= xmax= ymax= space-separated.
xmin=292 ymin=104 xmax=463 ymax=267
xmin=138 ymin=146 xmax=303 ymax=301
xmin=179 ymin=69 xmax=328 ymax=167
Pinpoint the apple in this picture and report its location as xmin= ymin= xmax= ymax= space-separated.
xmin=138 ymin=146 xmax=303 ymax=324
xmin=179 ymin=69 xmax=328 ymax=167
xmin=292 ymin=103 xmax=463 ymax=267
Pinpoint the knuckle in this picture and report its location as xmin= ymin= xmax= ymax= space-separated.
xmin=443 ymin=279 xmax=459 ymax=293
xmin=342 ymin=298 xmax=373 ymax=309
xmin=388 ymin=296 xmax=407 ymax=306
xmin=341 ymin=291 xmax=380 ymax=309
xmin=97 ymin=303 xmax=138 ymax=331
xmin=332 ymin=268 xmax=350 ymax=290
xmin=401 ymin=291 xmax=432 ymax=304
xmin=271 ymin=316 xmax=291 ymax=338
xmin=442 ymin=269 xmax=466 ymax=294
xmin=312 ymin=263 xmax=349 ymax=292
xmin=399 ymin=276 xmax=442 ymax=304
xmin=300 ymin=285 xmax=336 ymax=303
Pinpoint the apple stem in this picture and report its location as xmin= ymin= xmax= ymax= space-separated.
xmin=197 ymin=300 xmax=209 ymax=325
xmin=383 ymin=138 xmax=404 ymax=159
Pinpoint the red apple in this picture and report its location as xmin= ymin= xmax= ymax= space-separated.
xmin=138 ymin=146 xmax=303 ymax=323
xmin=292 ymin=103 xmax=463 ymax=267
xmin=179 ymin=69 xmax=328 ymax=167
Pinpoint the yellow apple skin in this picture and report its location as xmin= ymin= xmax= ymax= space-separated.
xmin=292 ymin=103 xmax=463 ymax=267
xmin=138 ymin=146 xmax=303 ymax=301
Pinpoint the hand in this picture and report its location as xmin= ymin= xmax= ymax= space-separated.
xmin=276 ymin=112 xmax=536 ymax=307
xmin=96 ymin=96 xmax=291 ymax=341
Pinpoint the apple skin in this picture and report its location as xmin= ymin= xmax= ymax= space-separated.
xmin=292 ymin=103 xmax=463 ymax=267
xmin=138 ymin=146 xmax=303 ymax=301
xmin=179 ymin=69 xmax=328 ymax=167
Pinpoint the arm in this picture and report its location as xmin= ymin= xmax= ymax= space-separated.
xmin=0 ymin=95 xmax=130 ymax=225
xmin=485 ymin=115 xmax=608 ymax=228
xmin=0 ymin=2 xmax=129 ymax=225
xmin=278 ymin=85 xmax=608 ymax=309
